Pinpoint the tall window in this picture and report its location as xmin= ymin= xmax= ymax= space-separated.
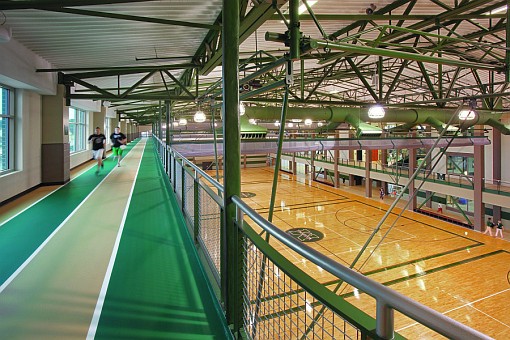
xmin=104 ymin=117 xmax=110 ymax=143
xmin=69 ymin=107 xmax=87 ymax=153
xmin=0 ymin=85 xmax=14 ymax=172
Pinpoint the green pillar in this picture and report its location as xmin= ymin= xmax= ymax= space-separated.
xmin=221 ymin=0 xmax=242 ymax=334
xmin=289 ymin=0 xmax=300 ymax=60
xmin=165 ymin=100 xmax=170 ymax=147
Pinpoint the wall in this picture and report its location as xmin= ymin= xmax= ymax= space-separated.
xmin=0 ymin=90 xmax=42 ymax=203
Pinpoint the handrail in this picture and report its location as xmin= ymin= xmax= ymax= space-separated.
xmin=231 ymin=195 xmax=490 ymax=340
xmin=153 ymin=136 xmax=224 ymax=193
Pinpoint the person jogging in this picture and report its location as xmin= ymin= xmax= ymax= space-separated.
xmin=110 ymin=127 xmax=127 ymax=167
xmin=88 ymin=127 xmax=106 ymax=174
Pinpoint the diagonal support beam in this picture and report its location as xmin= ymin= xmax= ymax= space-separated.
xmin=346 ymin=58 xmax=379 ymax=101
xmin=163 ymin=70 xmax=195 ymax=98
xmin=120 ymin=71 xmax=156 ymax=98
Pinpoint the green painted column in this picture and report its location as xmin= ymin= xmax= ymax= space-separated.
xmin=221 ymin=0 xmax=243 ymax=334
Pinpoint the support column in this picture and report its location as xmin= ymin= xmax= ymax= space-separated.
xmin=408 ymin=147 xmax=417 ymax=211
xmin=474 ymin=126 xmax=485 ymax=231
xmin=492 ymin=128 xmax=502 ymax=222
xmin=41 ymin=84 xmax=70 ymax=184
xmin=365 ymin=150 xmax=372 ymax=197
xmin=221 ymin=0 xmax=242 ymax=333
xmin=380 ymin=148 xmax=387 ymax=192
xmin=334 ymin=132 xmax=340 ymax=188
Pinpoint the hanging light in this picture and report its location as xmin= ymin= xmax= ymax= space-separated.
xmin=287 ymin=122 xmax=294 ymax=128
xmin=458 ymin=109 xmax=476 ymax=120
xmin=274 ymin=120 xmax=280 ymax=127
xmin=194 ymin=110 xmax=206 ymax=123
xmin=368 ymin=104 xmax=385 ymax=119
xmin=249 ymin=118 xmax=257 ymax=124
xmin=304 ymin=119 xmax=313 ymax=126
xmin=172 ymin=121 xmax=179 ymax=127
xmin=178 ymin=118 xmax=187 ymax=126
xmin=239 ymin=101 xmax=246 ymax=116
xmin=317 ymin=122 xmax=323 ymax=127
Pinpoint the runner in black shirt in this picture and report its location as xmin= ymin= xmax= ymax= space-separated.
xmin=88 ymin=127 xmax=106 ymax=174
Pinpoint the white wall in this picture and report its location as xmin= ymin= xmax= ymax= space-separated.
xmin=0 ymin=90 xmax=42 ymax=202
xmin=0 ymin=38 xmax=55 ymax=95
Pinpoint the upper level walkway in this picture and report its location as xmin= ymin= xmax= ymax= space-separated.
xmin=0 ymin=138 xmax=231 ymax=339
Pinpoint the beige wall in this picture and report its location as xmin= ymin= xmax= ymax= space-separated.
xmin=0 ymin=90 xmax=42 ymax=203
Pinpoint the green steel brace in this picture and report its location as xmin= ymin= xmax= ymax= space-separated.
xmin=221 ymin=0 xmax=243 ymax=335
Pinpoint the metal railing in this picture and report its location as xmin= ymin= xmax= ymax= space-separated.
xmin=153 ymin=136 xmax=490 ymax=340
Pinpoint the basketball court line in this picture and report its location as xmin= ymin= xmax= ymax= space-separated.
xmin=396 ymin=287 xmax=510 ymax=333
xmin=0 ymin=141 xmax=139 ymax=228
xmin=254 ymin=198 xmax=350 ymax=213
xmin=87 ymin=141 xmax=146 ymax=340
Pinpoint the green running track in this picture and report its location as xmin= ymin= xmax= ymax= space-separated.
xmin=0 ymin=138 xmax=231 ymax=339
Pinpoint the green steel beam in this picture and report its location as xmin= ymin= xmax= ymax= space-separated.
xmin=302 ymin=0 xmax=327 ymax=39
xmin=417 ymin=62 xmax=439 ymax=101
xmin=471 ymin=69 xmax=491 ymax=109
xmin=163 ymin=70 xmax=195 ymax=98
xmin=66 ymin=76 xmax=115 ymax=97
xmin=270 ymin=13 xmax=506 ymax=21
xmin=345 ymin=58 xmax=378 ymax=101
xmin=67 ymin=93 xmax=197 ymax=101
xmin=0 ymin=0 xmax=159 ymax=10
xmin=120 ymin=71 xmax=156 ymax=98
xmin=200 ymin=1 xmax=284 ymax=75
xmin=45 ymin=7 xmax=221 ymax=30
xmin=289 ymin=0 xmax=300 ymax=60
xmin=384 ymin=60 xmax=409 ymax=102
xmin=48 ymin=64 xmax=200 ymax=79
xmin=328 ymin=0 xmax=414 ymax=39
xmin=310 ymin=39 xmax=500 ymax=71
xmin=221 ymin=0 xmax=242 ymax=333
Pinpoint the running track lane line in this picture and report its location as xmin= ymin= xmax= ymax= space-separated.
xmin=86 ymin=141 xmax=146 ymax=340
xmin=0 ymin=139 xmax=139 ymax=228
xmin=0 ymin=142 xmax=140 ymax=295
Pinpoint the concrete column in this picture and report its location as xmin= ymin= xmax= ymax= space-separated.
xmin=474 ymin=126 xmax=485 ymax=231
xmin=408 ymin=147 xmax=417 ymax=211
xmin=365 ymin=150 xmax=372 ymax=197
xmin=492 ymin=128 xmax=502 ymax=222
xmin=41 ymin=84 xmax=70 ymax=184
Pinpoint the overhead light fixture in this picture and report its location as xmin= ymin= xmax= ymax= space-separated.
xmin=291 ymin=119 xmax=303 ymax=123
xmin=172 ymin=121 xmax=179 ymax=127
xmin=298 ymin=0 xmax=318 ymax=15
xmin=304 ymin=119 xmax=312 ymax=126
xmin=102 ymin=100 xmax=111 ymax=108
xmin=249 ymin=118 xmax=257 ymax=124
xmin=178 ymin=118 xmax=187 ymax=126
xmin=275 ymin=120 xmax=280 ymax=127
xmin=317 ymin=122 xmax=323 ymax=127
xmin=458 ymin=109 xmax=476 ymax=121
xmin=484 ymin=5 xmax=507 ymax=15
xmin=368 ymin=104 xmax=385 ymax=119
xmin=239 ymin=101 xmax=246 ymax=116
xmin=287 ymin=122 xmax=294 ymax=128
xmin=0 ymin=25 xmax=11 ymax=43
xmin=194 ymin=110 xmax=206 ymax=123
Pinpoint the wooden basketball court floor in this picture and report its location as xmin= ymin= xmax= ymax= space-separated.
xmin=229 ymin=167 xmax=510 ymax=339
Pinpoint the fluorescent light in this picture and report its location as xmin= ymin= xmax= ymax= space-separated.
xmin=368 ymin=104 xmax=385 ymax=119
xmin=299 ymin=0 xmax=318 ymax=15
xmin=484 ymin=5 xmax=507 ymax=15
xmin=291 ymin=119 xmax=302 ymax=123
xmin=458 ymin=109 xmax=476 ymax=121
xmin=194 ymin=110 xmax=206 ymax=123
xmin=239 ymin=102 xmax=246 ymax=116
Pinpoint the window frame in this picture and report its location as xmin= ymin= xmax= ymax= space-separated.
xmin=0 ymin=84 xmax=15 ymax=173
xmin=69 ymin=107 xmax=88 ymax=153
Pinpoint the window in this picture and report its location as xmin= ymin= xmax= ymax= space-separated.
xmin=0 ymin=85 xmax=14 ymax=172
xmin=69 ymin=107 xmax=87 ymax=153
xmin=104 ymin=117 xmax=110 ymax=143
